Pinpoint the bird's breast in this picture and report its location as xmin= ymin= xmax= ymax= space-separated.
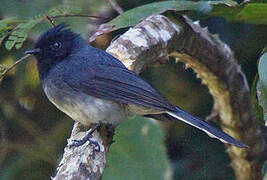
xmin=42 ymin=78 xmax=127 ymax=126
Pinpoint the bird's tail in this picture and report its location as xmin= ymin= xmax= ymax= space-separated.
xmin=167 ymin=107 xmax=248 ymax=148
xmin=147 ymin=107 xmax=248 ymax=148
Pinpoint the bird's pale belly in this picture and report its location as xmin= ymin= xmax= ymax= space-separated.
xmin=43 ymin=82 xmax=127 ymax=126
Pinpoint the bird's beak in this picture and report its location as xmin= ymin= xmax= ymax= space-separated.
xmin=25 ymin=48 xmax=41 ymax=55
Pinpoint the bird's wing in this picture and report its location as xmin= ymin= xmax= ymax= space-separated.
xmin=64 ymin=64 xmax=175 ymax=111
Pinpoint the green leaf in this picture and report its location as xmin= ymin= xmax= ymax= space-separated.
xmin=236 ymin=3 xmax=267 ymax=24
xmin=47 ymin=5 xmax=82 ymax=16
xmin=4 ymin=17 xmax=43 ymax=50
xmin=90 ymin=0 xmax=236 ymax=41
xmin=251 ymin=74 xmax=264 ymax=121
xmin=1 ymin=5 xmax=82 ymax=50
xmin=257 ymin=51 xmax=267 ymax=125
xmin=0 ymin=17 xmax=23 ymax=28
xmin=4 ymin=39 xmax=16 ymax=50
xmin=210 ymin=3 xmax=267 ymax=24
xmin=0 ymin=64 xmax=8 ymax=83
xmin=107 ymin=1 xmax=228 ymax=30
xmin=263 ymin=161 xmax=267 ymax=180
xmin=102 ymin=116 xmax=171 ymax=180
xmin=0 ymin=18 xmax=24 ymax=45
xmin=110 ymin=0 xmax=237 ymax=29
xmin=0 ymin=64 xmax=7 ymax=73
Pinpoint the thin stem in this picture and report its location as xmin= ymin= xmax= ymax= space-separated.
xmin=0 ymin=54 xmax=31 ymax=80
xmin=107 ymin=0 xmax=124 ymax=14
xmin=46 ymin=16 xmax=56 ymax=27
xmin=51 ymin=14 xmax=110 ymax=20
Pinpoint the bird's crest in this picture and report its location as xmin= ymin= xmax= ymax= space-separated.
xmin=35 ymin=23 xmax=78 ymax=48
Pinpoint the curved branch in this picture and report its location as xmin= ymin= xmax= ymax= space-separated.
xmin=107 ymin=15 xmax=266 ymax=180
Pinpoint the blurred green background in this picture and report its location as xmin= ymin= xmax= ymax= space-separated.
xmin=0 ymin=0 xmax=266 ymax=180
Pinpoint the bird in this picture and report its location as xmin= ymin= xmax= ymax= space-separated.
xmin=25 ymin=23 xmax=247 ymax=149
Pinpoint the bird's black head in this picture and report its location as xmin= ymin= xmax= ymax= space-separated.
xmin=25 ymin=24 xmax=82 ymax=78
xmin=26 ymin=23 xmax=79 ymax=61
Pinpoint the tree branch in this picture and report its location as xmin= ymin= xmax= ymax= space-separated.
xmin=106 ymin=0 xmax=124 ymax=15
xmin=0 ymin=54 xmax=31 ymax=81
xmin=107 ymin=15 xmax=266 ymax=180
xmin=53 ymin=123 xmax=115 ymax=180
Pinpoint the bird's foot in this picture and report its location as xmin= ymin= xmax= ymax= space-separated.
xmin=69 ymin=124 xmax=101 ymax=152
xmin=70 ymin=138 xmax=100 ymax=152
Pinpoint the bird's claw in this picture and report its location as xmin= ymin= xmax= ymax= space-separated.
xmin=69 ymin=124 xmax=101 ymax=151
xmin=70 ymin=138 xmax=100 ymax=152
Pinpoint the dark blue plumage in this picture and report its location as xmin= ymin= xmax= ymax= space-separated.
xmin=25 ymin=24 xmax=247 ymax=148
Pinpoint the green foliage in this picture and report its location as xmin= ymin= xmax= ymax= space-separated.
xmin=91 ymin=1 xmax=267 ymax=41
xmin=91 ymin=0 xmax=237 ymax=40
xmin=0 ymin=18 xmax=23 ymax=45
xmin=106 ymin=0 xmax=236 ymax=31
xmin=210 ymin=3 xmax=267 ymax=24
xmin=4 ymin=17 xmax=44 ymax=50
xmin=102 ymin=116 xmax=171 ymax=180
xmin=0 ymin=64 xmax=7 ymax=73
xmin=257 ymin=51 xmax=267 ymax=124
xmin=251 ymin=74 xmax=264 ymax=121
xmin=236 ymin=4 xmax=267 ymax=24
xmin=0 ymin=5 xmax=82 ymax=50
xmin=263 ymin=161 xmax=267 ymax=180
xmin=47 ymin=5 xmax=82 ymax=16
xmin=0 ymin=64 xmax=8 ymax=82
xmin=0 ymin=116 xmax=73 ymax=180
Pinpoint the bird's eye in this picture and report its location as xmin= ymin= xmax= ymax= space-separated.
xmin=50 ymin=41 xmax=62 ymax=50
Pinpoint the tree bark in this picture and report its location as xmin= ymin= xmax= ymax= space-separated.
xmin=53 ymin=123 xmax=115 ymax=180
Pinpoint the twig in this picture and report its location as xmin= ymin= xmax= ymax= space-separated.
xmin=46 ymin=16 xmax=56 ymax=27
xmin=51 ymin=14 xmax=110 ymax=20
xmin=107 ymin=0 xmax=124 ymax=14
xmin=0 ymin=54 xmax=31 ymax=80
